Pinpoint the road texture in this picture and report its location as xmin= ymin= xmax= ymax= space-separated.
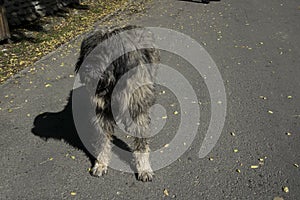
xmin=0 ymin=0 xmax=300 ymax=199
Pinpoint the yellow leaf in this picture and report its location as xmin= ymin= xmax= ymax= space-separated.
xmin=283 ymin=186 xmax=289 ymax=193
xmin=163 ymin=189 xmax=169 ymax=196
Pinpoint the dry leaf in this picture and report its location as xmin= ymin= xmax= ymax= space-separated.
xmin=273 ymin=197 xmax=284 ymax=200
xmin=259 ymin=96 xmax=267 ymax=100
xmin=163 ymin=189 xmax=169 ymax=196
xmin=283 ymin=186 xmax=289 ymax=193
xmin=70 ymin=192 xmax=77 ymax=196
xmin=251 ymin=165 xmax=259 ymax=169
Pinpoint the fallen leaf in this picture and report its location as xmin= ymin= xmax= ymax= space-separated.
xmin=268 ymin=110 xmax=273 ymax=114
xmin=45 ymin=84 xmax=52 ymax=88
xmin=70 ymin=192 xmax=77 ymax=196
xmin=273 ymin=197 xmax=284 ymax=200
xmin=259 ymin=96 xmax=267 ymax=100
xmin=163 ymin=189 xmax=169 ymax=196
xmin=251 ymin=165 xmax=259 ymax=169
xmin=173 ymin=111 xmax=179 ymax=115
xmin=283 ymin=186 xmax=289 ymax=193
xmin=287 ymin=95 xmax=292 ymax=99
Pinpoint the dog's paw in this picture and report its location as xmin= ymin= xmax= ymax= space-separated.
xmin=138 ymin=170 xmax=154 ymax=182
xmin=91 ymin=161 xmax=108 ymax=177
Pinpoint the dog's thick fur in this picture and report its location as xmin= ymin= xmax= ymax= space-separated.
xmin=75 ymin=25 xmax=159 ymax=181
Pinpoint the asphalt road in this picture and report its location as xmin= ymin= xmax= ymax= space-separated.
xmin=1 ymin=0 xmax=300 ymax=199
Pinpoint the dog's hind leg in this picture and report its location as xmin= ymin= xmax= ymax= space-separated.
xmin=91 ymin=115 xmax=114 ymax=177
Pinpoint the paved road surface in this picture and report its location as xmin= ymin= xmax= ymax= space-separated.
xmin=0 ymin=0 xmax=299 ymax=199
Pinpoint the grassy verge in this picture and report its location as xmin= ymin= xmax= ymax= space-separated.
xmin=0 ymin=0 xmax=146 ymax=84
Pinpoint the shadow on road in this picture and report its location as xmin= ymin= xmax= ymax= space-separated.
xmin=31 ymin=87 xmax=135 ymax=174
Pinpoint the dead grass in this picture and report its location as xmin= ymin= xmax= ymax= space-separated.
xmin=0 ymin=0 xmax=147 ymax=84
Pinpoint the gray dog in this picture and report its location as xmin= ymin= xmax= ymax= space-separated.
xmin=75 ymin=25 xmax=160 ymax=181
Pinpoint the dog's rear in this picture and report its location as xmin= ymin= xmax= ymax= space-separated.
xmin=75 ymin=25 xmax=159 ymax=181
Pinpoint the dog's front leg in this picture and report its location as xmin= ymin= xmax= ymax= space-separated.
xmin=91 ymin=117 xmax=113 ymax=177
xmin=133 ymin=137 xmax=153 ymax=181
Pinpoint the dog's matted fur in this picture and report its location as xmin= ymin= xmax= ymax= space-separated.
xmin=75 ymin=25 xmax=160 ymax=181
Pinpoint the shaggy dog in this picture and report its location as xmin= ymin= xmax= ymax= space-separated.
xmin=75 ymin=25 xmax=160 ymax=181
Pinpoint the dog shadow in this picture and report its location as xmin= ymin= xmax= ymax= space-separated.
xmin=31 ymin=86 xmax=137 ymax=175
